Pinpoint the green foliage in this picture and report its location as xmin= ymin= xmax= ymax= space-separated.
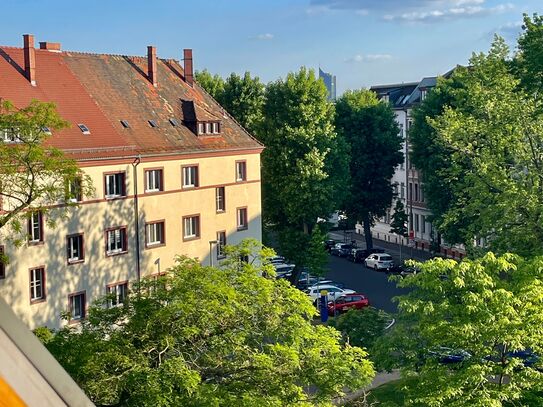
xmin=410 ymin=36 xmax=543 ymax=256
xmin=389 ymin=200 xmax=408 ymax=238
xmin=329 ymin=307 xmax=389 ymax=352
xmin=33 ymin=326 xmax=54 ymax=344
xmin=335 ymin=89 xmax=403 ymax=248
xmin=0 ymin=100 xmax=93 ymax=245
xmin=516 ymin=13 xmax=543 ymax=95
xmin=45 ymin=240 xmax=374 ymax=406
xmin=221 ymin=72 xmax=265 ymax=135
xmin=195 ymin=69 xmax=225 ymax=101
xmin=376 ymin=253 xmax=543 ymax=406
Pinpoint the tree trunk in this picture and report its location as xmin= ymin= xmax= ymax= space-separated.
xmin=363 ymin=213 xmax=373 ymax=250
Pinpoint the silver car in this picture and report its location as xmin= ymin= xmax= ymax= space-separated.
xmin=364 ymin=253 xmax=394 ymax=270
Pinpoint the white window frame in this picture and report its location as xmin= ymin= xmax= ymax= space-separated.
xmin=198 ymin=122 xmax=205 ymax=135
xmin=30 ymin=267 xmax=45 ymax=302
xmin=217 ymin=231 xmax=226 ymax=258
xmin=107 ymin=282 xmax=128 ymax=308
xmin=146 ymin=222 xmax=164 ymax=247
xmin=28 ymin=212 xmax=42 ymax=242
xmin=66 ymin=178 xmax=82 ymax=203
xmin=67 ymin=234 xmax=84 ymax=263
xmin=183 ymin=216 xmax=199 ymax=239
xmin=237 ymin=208 xmax=248 ymax=230
xmin=69 ymin=292 xmax=85 ymax=320
xmin=236 ymin=161 xmax=246 ymax=182
xmin=106 ymin=228 xmax=126 ymax=255
xmin=216 ymin=186 xmax=225 ymax=212
xmin=182 ymin=166 xmax=198 ymax=188
xmin=145 ymin=169 xmax=162 ymax=193
xmin=105 ymin=173 xmax=125 ymax=198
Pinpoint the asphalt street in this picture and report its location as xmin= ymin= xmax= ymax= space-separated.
xmin=324 ymin=231 xmax=436 ymax=313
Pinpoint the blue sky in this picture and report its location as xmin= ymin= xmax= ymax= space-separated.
xmin=1 ymin=0 xmax=541 ymax=94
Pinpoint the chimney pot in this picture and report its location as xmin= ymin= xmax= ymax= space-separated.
xmin=23 ymin=34 xmax=36 ymax=86
xmin=183 ymin=49 xmax=193 ymax=87
xmin=147 ymin=46 xmax=157 ymax=87
xmin=39 ymin=42 xmax=61 ymax=52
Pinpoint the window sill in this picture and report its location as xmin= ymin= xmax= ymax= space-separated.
xmin=28 ymin=240 xmax=44 ymax=246
xmin=183 ymin=235 xmax=200 ymax=242
xmin=68 ymin=317 xmax=84 ymax=325
xmin=235 ymin=179 xmax=247 ymax=183
xmin=30 ymin=297 xmax=46 ymax=305
xmin=144 ymin=189 xmax=163 ymax=195
xmin=145 ymin=242 xmax=165 ymax=250
xmin=182 ymin=185 xmax=198 ymax=190
xmin=105 ymin=195 xmax=126 ymax=200
xmin=67 ymin=259 xmax=85 ymax=265
xmin=237 ymin=226 xmax=248 ymax=231
xmin=216 ymin=209 xmax=226 ymax=214
xmin=106 ymin=250 xmax=128 ymax=257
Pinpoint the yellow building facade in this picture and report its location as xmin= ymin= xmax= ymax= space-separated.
xmin=0 ymin=36 xmax=263 ymax=329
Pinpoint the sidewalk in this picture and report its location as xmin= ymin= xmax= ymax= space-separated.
xmin=329 ymin=229 xmax=435 ymax=262
xmin=333 ymin=370 xmax=401 ymax=406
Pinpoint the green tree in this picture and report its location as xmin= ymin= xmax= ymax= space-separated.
xmin=195 ymin=69 xmax=225 ymax=101
xmin=44 ymin=240 xmax=374 ymax=406
xmin=410 ymin=37 xmax=543 ymax=256
xmin=515 ymin=13 xmax=543 ymax=95
xmin=335 ymin=90 xmax=403 ymax=249
xmin=221 ymin=72 xmax=265 ymax=135
xmin=376 ymin=253 xmax=543 ymax=406
xmin=390 ymin=200 xmax=408 ymax=260
xmin=0 ymin=100 xmax=92 ymax=246
xmin=260 ymin=67 xmax=349 ymax=281
xmin=329 ymin=307 xmax=389 ymax=352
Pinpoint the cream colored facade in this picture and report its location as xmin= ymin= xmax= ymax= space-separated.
xmin=0 ymin=151 xmax=262 ymax=329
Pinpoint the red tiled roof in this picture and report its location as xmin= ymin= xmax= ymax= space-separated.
xmin=0 ymin=45 xmax=262 ymax=161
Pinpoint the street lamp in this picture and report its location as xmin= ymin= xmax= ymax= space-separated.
xmin=209 ymin=240 xmax=217 ymax=267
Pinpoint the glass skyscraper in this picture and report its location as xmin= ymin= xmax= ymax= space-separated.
xmin=319 ymin=68 xmax=336 ymax=101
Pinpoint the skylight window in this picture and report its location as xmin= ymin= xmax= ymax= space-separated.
xmin=169 ymin=118 xmax=179 ymax=127
xmin=78 ymin=124 xmax=90 ymax=135
xmin=120 ymin=120 xmax=130 ymax=128
xmin=148 ymin=120 xmax=158 ymax=128
xmin=41 ymin=126 xmax=52 ymax=135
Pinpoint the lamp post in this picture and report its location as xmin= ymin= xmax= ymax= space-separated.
xmin=209 ymin=240 xmax=217 ymax=267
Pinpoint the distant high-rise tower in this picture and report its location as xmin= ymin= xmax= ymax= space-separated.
xmin=319 ymin=68 xmax=336 ymax=101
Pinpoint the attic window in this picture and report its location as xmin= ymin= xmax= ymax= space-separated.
xmin=197 ymin=121 xmax=221 ymax=136
xmin=169 ymin=118 xmax=179 ymax=127
xmin=148 ymin=120 xmax=158 ymax=128
xmin=78 ymin=124 xmax=91 ymax=135
xmin=120 ymin=120 xmax=130 ymax=128
xmin=420 ymin=89 xmax=427 ymax=101
xmin=41 ymin=126 xmax=52 ymax=135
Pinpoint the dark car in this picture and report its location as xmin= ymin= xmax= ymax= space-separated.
xmin=428 ymin=347 xmax=471 ymax=364
xmin=327 ymin=294 xmax=369 ymax=316
xmin=330 ymin=243 xmax=356 ymax=257
xmin=324 ymin=239 xmax=339 ymax=253
xmin=386 ymin=263 xmax=419 ymax=275
xmin=347 ymin=247 xmax=386 ymax=262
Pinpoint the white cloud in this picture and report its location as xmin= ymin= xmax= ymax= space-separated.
xmin=345 ymin=53 xmax=393 ymax=63
xmin=309 ymin=0 xmax=514 ymax=23
xmin=251 ymin=33 xmax=274 ymax=41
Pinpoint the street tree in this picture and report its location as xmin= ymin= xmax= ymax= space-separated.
xmin=0 ymin=100 xmax=92 ymax=246
xmin=43 ymin=240 xmax=374 ymax=406
xmin=410 ymin=37 xmax=543 ymax=256
xmin=194 ymin=69 xmax=225 ymax=101
xmin=260 ymin=67 xmax=349 ymax=281
xmin=515 ymin=13 xmax=543 ymax=96
xmin=389 ymin=200 xmax=408 ymax=260
xmin=221 ymin=72 xmax=265 ymax=135
xmin=335 ymin=89 xmax=403 ymax=250
xmin=375 ymin=253 xmax=543 ymax=406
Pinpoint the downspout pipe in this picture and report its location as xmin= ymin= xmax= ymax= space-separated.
xmin=132 ymin=156 xmax=142 ymax=290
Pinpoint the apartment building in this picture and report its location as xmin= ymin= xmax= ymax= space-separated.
xmin=0 ymin=35 xmax=263 ymax=329
xmin=364 ymin=73 xmax=464 ymax=258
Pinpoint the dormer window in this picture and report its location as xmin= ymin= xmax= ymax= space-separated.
xmin=78 ymin=124 xmax=90 ymax=135
xmin=1 ymin=128 xmax=21 ymax=143
xmin=381 ymin=94 xmax=389 ymax=103
xmin=41 ymin=127 xmax=52 ymax=135
xmin=148 ymin=120 xmax=158 ymax=128
xmin=169 ymin=118 xmax=179 ymax=127
xmin=197 ymin=121 xmax=221 ymax=136
xmin=420 ymin=89 xmax=427 ymax=101
xmin=120 ymin=120 xmax=130 ymax=128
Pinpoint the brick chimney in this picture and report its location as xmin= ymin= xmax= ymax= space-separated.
xmin=147 ymin=46 xmax=157 ymax=87
xmin=39 ymin=42 xmax=61 ymax=52
xmin=23 ymin=34 xmax=36 ymax=86
xmin=183 ymin=49 xmax=193 ymax=87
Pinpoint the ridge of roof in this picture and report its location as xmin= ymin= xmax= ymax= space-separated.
xmin=371 ymin=81 xmax=419 ymax=90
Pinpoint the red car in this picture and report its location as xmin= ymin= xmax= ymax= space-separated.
xmin=327 ymin=293 xmax=369 ymax=315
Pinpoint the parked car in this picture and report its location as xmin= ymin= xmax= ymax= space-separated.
xmin=327 ymin=293 xmax=369 ymax=315
xmin=268 ymin=255 xmax=286 ymax=265
xmin=324 ymin=239 xmax=339 ymax=253
xmin=428 ymin=347 xmax=471 ymax=364
xmin=330 ymin=243 xmax=355 ymax=257
xmin=347 ymin=247 xmax=386 ymax=263
xmin=386 ymin=263 xmax=419 ymax=276
xmin=305 ymin=284 xmax=356 ymax=305
xmin=364 ymin=253 xmax=394 ymax=270
xmin=274 ymin=264 xmax=295 ymax=278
